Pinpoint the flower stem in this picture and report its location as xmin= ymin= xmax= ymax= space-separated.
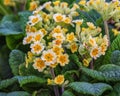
xmin=90 ymin=59 xmax=94 ymax=69
xmin=104 ymin=21 xmax=110 ymax=46
xmin=50 ymin=68 xmax=60 ymax=96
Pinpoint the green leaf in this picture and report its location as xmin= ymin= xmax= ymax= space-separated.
xmin=17 ymin=76 xmax=46 ymax=87
xmin=82 ymin=64 xmax=120 ymax=81
xmin=0 ymin=21 xmax=23 ymax=36
xmin=103 ymin=35 xmax=120 ymax=64
xmin=110 ymin=50 xmax=120 ymax=66
xmin=9 ymin=50 xmax=25 ymax=75
xmin=69 ymin=82 xmax=112 ymax=96
xmin=0 ymin=45 xmax=12 ymax=79
xmin=0 ymin=77 xmax=17 ymax=89
xmin=18 ymin=11 xmax=32 ymax=31
xmin=6 ymin=34 xmax=23 ymax=50
xmin=62 ymin=90 xmax=75 ymax=96
xmin=36 ymin=89 xmax=52 ymax=96
xmin=69 ymin=54 xmax=82 ymax=67
xmin=0 ymin=91 xmax=30 ymax=96
xmin=64 ymin=70 xmax=79 ymax=82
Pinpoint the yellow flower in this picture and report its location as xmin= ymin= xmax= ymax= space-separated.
xmin=112 ymin=29 xmax=119 ymax=36
xmin=53 ymin=13 xmax=65 ymax=22
xmin=66 ymin=32 xmax=76 ymax=43
xmin=28 ymin=14 xmax=42 ymax=26
xmin=88 ymin=36 xmax=97 ymax=46
xmin=53 ymin=39 xmax=63 ymax=47
xmin=100 ymin=43 xmax=107 ymax=55
xmin=88 ymin=0 xmax=94 ymax=5
xmin=70 ymin=42 xmax=78 ymax=53
xmin=41 ymin=50 xmax=57 ymax=65
xmin=79 ymin=0 xmax=86 ymax=5
xmin=52 ymin=45 xmax=64 ymax=55
xmin=47 ymin=78 xmax=53 ymax=85
xmin=23 ymin=33 xmax=33 ymax=45
xmin=72 ymin=19 xmax=83 ymax=25
xmin=33 ymin=58 xmax=46 ymax=72
xmin=33 ymin=31 xmax=43 ymax=42
xmin=90 ymin=46 xmax=100 ymax=59
xmin=53 ymin=1 xmax=60 ymax=6
xmin=54 ymin=75 xmax=65 ymax=85
xmin=57 ymin=54 xmax=69 ymax=66
xmin=40 ymin=28 xmax=47 ymax=35
xmin=83 ymin=59 xmax=90 ymax=67
xmin=61 ymin=2 xmax=68 ymax=8
xmin=71 ymin=3 xmax=79 ymax=11
xmin=87 ymin=22 xmax=96 ymax=30
xmin=63 ymin=17 xmax=72 ymax=24
xmin=25 ymin=51 xmax=33 ymax=68
xmin=50 ymin=63 xmax=58 ymax=68
xmin=4 ymin=0 xmax=15 ymax=6
xmin=30 ymin=42 xmax=44 ymax=54
xmin=29 ymin=1 xmax=38 ymax=11
xmin=52 ymin=33 xmax=65 ymax=41
xmin=52 ymin=26 xmax=62 ymax=33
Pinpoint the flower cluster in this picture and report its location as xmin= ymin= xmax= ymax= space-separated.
xmin=81 ymin=0 xmax=120 ymax=22
xmin=23 ymin=1 xmax=80 ymax=73
xmin=77 ymin=22 xmax=108 ymax=66
xmin=23 ymin=1 xmax=109 ymax=76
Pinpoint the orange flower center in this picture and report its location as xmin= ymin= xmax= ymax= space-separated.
xmin=44 ymin=53 xmax=54 ymax=62
xmin=33 ymin=44 xmax=42 ymax=52
xmin=36 ymin=59 xmax=45 ymax=68
xmin=26 ymin=36 xmax=32 ymax=43
xmin=56 ymin=16 xmax=63 ymax=22
xmin=91 ymin=48 xmax=99 ymax=56
xmin=35 ymin=34 xmax=42 ymax=41
xmin=32 ymin=17 xmax=39 ymax=23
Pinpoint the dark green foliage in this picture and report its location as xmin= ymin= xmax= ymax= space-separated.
xmin=0 ymin=77 xmax=17 ymax=90
xmin=0 ymin=91 xmax=30 ymax=96
xmin=110 ymin=50 xmax=120 ymax=66
xmin=0 ymin=45 xmax=12 ymax=79
xmin=62 ymin=90 xmax=75 ymax=96
xmin=82 ymin=64 xmax=120 ymax=82
xmin=109 ymin=83 xmax=120 ymax=96
xmin=9 ymin=50 xmax=25 ymax=75
xmin=69 ymin=82 xmax=112 ymax=96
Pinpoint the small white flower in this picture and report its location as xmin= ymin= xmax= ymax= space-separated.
xmin=53 ymin=13 xmax=66 ymax=22
xmin=30 ymin=42 xmax=44 ymax=54
xmin=28 ymin=14 xmax=42 ymax=26
xmin=23 ymin=33 xmax=34 ymax=45
xmin=33 ymin=31 xmax=44 ymax=42
xmin=41 ymin=49 xmax=57 ymax=65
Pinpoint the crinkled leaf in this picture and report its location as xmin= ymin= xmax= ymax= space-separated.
xmin=0 ymin=77 xmax=17 ymax=89
xmin=110 ymin=50 xmax=120 ymax=66
xmin=16 ymin=76 xmax=46 ymax=87
xmin=82 ymin=64 xmax=120 ymax=81
xmin=0 ymin=91 xmax=30 ymax=96
xmin=18 ymin=11 xmax=32 ymax=31
xmin=9 ymin=50 xmax=25 ymax=75
xmin=0 ymin=21 xmax=23 ymax=36
xmin=69 ymin=82 xmax=112 ymax=96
